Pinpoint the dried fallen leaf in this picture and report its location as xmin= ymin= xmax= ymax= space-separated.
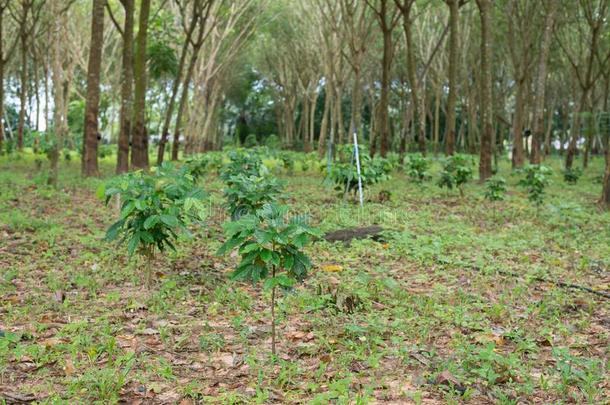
xmin=321 ymin=264 xmax=343 ymax=273
xmin=64 ymin=358 xmax=76 ymax=376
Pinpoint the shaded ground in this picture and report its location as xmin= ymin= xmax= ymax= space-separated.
xmin=1 ymin=153 xmax=609 ymax=404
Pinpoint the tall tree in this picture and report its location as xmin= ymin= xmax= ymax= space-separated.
xmin=82 ymin=0 xmax=106 ymax=177
xmin=530 ymin=0 xmax=558 ymax=164
xmin=0 ymin=1 xmax=19 ymax=151
xmin=476 ymin=0 xmax=493 ymax=181
xmin=130 ymin=0 xmax=151 ymax=169
xmin=395 ymin=0 xmax=425 ymax=154
xmin=110 ymin=0 xmax=135 ymax=174
xmin=366 ymin=0 xmax=400 ymax=157
xmin=443 ymin=0 xmax=464 ymax=156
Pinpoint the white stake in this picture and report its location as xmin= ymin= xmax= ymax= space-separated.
xmin=353 ymin=131 xmax=364 ymax=208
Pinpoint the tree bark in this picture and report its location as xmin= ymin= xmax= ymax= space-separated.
xmin=116 ymin=0 xmax=134 ymax=174
xmin=512 ymin=79 xmax=526 ymax=168
xmin=476 ymin=0 xmax=493 ymax=182
xmin=131 ymin=0 xmax=151 ymax=170
xmin=82 ymin=0 xmax=106 ymax=177
xmin=530 ymin=0 xmax=557 ymax=164
xmin=444 ymin=0 xmax=459 ymax=155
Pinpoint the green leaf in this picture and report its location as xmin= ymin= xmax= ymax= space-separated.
xmin=160 ymin=214 xmax=179 ymax=227
xmin=96 ymin=183 xmax=106 ymax=200
xmin=127 ymin=234 xmax=140 ymax=256
xmin=143 ymin=215 xmax=159 ymax=230
xmin=263 ymin=275 xmax=295 ymax=290
xmin=104 ymin=220 xmax=125 ymax=241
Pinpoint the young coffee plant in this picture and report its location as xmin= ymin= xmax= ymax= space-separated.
xmin=404 ymin=154 xmax=430 ymax=183
xmin=220 ymin=149 xmax=265 ymax=183
xmin=223 ymin=174 xmax=285 ymax=220
xmin=437 ymin=154 xmax=473 ymax=196
xmin=327 ymin=144 xmax=391 ymax=200
xmin=563 ymin=167 xmax=582 ymax=184
xmin=100 ymin=163 xmax=206 ymax=288
xmin=184 ymin=152 xmax=223 ymax=180
xmin=484 ymin=177 xmax=507 ymax=202
xmin=217 ymin=203 xmax=320 ymax=355
xmin=518 ymin=165 xmax=551 ymax=208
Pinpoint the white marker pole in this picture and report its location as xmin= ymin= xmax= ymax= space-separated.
xmin=353 ymin=131 xmax=364 ymax=208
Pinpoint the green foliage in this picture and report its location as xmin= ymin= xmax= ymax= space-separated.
xmin=220 ymin=149 xmax=265 ymax=183
xmin=484 ymin=177 xmax=507 ymax=202
xmin=218 ymin=203 xmax=319 ymax=285
xmin=404 ymin=154 xmax=430 ymax=183
xmin=184 ymin=152 xmax=224 ymax=180
xmin=223 ymin=174 xmax=285 ymax=220
xmin=264 ymin=134 xmax=281 ymax=149
xmin=518 ymin=165 xmax=551 ymax=206
xmin=437 ymin=154 xmax=473 ymax=196
xmin=100 ymin=163 xmax=206 ymax=286
xmin=563 ymin=167 xmax=582 ymax=184
xmin=278 ymin=150 xmax=295 ymax=175
xmin=327 ymin=145 xmax=391 ymax=198
xmin=244 ymin=133 xmax=258 ymax=148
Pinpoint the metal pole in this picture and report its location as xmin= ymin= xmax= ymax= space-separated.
xmin=353 ymin=131 xmax=364 ymax=207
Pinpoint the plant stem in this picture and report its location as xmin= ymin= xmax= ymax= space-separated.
xmin=271 ymin=264 xmax=276 ymax=356
xmin=145 ymin=248 xmax=153 ymax=290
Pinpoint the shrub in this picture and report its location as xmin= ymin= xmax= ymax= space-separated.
xmin=264 ymin=134 xmax=281 ymax=150
xmin=437 ymin=154 xmax=473 ymax=196
xmin=563 ymin=167 xmax=582 ymax=184
xmin=100 ymin=163 xmax=206 ymax=288
xmin=327 ymin=144 xmax=391 ymax=199
xmin=518 ymin=165 xmax=551 ymax=207
xmin=223 ymin=174 xmax=285 ymax=220
xmin=217 ymin=203 xmax=320 ymax=355
xmin=484 ymin=177 xmax=507 ymax=202
xmin=244 ymin=133 xmax=258 ymax=148
xmin=404 ymin=154 xmax=430 ymax=183
xmin=220 ymin=149 xmax=265 ymax=183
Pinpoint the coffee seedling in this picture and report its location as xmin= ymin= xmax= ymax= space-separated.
xmin=404 ymin=154 xmax=430 ymax=183
xmin=100 ymin=163 xmax=206 ymax=289
xmin=519 ymin=165 xmax=551 ymax=209
xmin=563 ymin=167 xmax=582 ymax=185
xmin=223 ymin=174 xmax=285 ymax=220
xmin=484 ymin=177 xmax=507 ymax=202
xmin=437 ymin=154 xmax=473 ymax=196
xmin=217 ymin=203 xmax=320 ymax=355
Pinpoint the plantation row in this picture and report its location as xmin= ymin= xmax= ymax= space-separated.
xmin=99 ymin=149 xmax=320 ymax=355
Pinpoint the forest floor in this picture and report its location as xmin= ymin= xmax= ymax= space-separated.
xmin=1 ymin=152 xmax=609 ymax=404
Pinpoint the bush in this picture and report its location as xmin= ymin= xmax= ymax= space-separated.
xmin=437 ymin=154 xmax=473 ymax=196
xmin=220 ymin=149 xmax=265 ymax=183
xmin=223 ymin=174 xmax=285 ymax=220
xmin=264 ymin=134 xmax=281 ymax=150
xmin=327 ymin=144 xmax=391 ymax=199
xmin=100 ymin=163 xmax=206 ymax=288
xmin=244 ymin=134 xmax=258 ymax=148
xmin=518 ymin=165 xmax=551 ymax=207
xmin=217 ymin=203 xmax=320 ymax=355
xmin=484 ymin=176 xmax=507 ymax=202
xmin=563 ymin=167 xmax=582 ymax=184
xmin=404 ymin=154 xmax=430 ymax=183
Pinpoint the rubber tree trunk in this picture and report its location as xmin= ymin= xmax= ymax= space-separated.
xmin=82 ymin=0 xmax=106 ymax=177
xmin=476 ymin=0 xmax=493 ymax=182
xmin=131 ymin=0 xmax=151 ymax=170
xmin=530 ymin=0 xmax=556 ymax=164
xmin=116 ymin=0 xmax=134 ymax=174
xmin=17 ymin=30 xmax=27 ymax=150
xmin=444 ymin=0 xmax=459 ymax=156
xmin=378 ymin=27 xmax=392 ymax=157
xmin=511 ymin=80 xmax=526 ymax=168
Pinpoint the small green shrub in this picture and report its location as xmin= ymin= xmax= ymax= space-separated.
xmin=100 ymin=163 xmax=206 ymax=288
xmin=264 ymin=134 xmax=281 ymax=149
xmin=437 ymin=154 xmax=473 ymax=196
xmin=223 ymin=174 xmax=285 ymax=220
xmin=244 ymin=133 xmax=258 ymax=148
xmin=404 ymin=154 xmax=430 ymax=183
xmin=220 ymin=149 xmax=265 ymax=183
xmin=484 ymin=177 xmax=507 ymax=202
xmin=562 ymin=167 xmax=582 ymax=184
xmin=327 ymin=144 xmax=391 ymax=199
xmin=217 ymin=203 xmax=320 ymax=355
xmin=518 ymin=165 xmax=551 ymax=207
